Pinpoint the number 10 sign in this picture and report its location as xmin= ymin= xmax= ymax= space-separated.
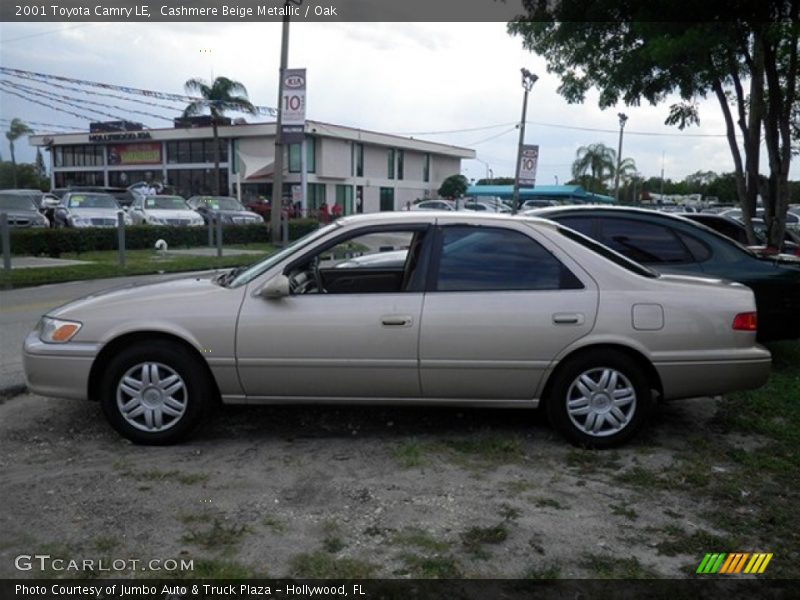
xmin=282 ymin=68 xmax=306 ymax=126
xmin=519 ymin=144 xmax=539 ymax=186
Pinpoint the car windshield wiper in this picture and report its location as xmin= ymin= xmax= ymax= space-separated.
xmin=215 ymin=266 xmax=247 ymax=287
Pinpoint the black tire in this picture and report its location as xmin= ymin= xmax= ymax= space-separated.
xmin=99 ymin=340 xmax=213 ymax=445
xmin=546 ymin=349 xmax=653 ymax=449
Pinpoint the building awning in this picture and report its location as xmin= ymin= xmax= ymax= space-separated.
xmin=237 ymin=149 xmax=275 ymax=181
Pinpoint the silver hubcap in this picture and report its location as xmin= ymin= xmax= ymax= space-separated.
xmin=116 ymin=362 xmax=187 ymax=433
xmin=566 ymin=367 xmax=636 ymax=438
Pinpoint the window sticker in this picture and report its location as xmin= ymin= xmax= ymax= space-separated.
xmin=146 ymin=198 xmax=156 ymax=208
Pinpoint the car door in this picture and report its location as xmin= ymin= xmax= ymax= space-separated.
xmin=236 ymin=224 xmax=431 ymax=400
xmin=418 ymin=223 xmax=598 ymax=401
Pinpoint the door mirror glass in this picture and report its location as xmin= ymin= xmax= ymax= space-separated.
xmin=260 ymin=274 xmax=290 ymax=299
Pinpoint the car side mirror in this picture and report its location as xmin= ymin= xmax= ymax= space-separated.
xmin=259 ymin=274 xmax=290 ymax=299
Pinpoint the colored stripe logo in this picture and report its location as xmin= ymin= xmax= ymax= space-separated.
xmin=696 ymin=553 xmax=773 ymax=574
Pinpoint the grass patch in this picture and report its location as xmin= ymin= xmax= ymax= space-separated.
xmin=262 ymin=516 xmax=287 ymax=534
xmin=654 ymin=527 xmax=739 ymax=558
xmin=534 ymin=497 xmax=568 ymax=510
xmin=182 ymin=519 xmax=250 ymax=549
xmin=580 ymin=553 xmax=658 ymax=578
xmin=566 ymin=449 xmax=623 ymax=472
xmin=174 ymin=559 xmax=257 ymax=579
xmin=523 ymin=563 xmax=562 ymax=579
xmin=393 ymin=440 xmax=427 ymax=468
xmin=397 ymin=554 xmax=461 ymax=578
xmin=289 ymin=551 xmax=377 ymax=578
xmin=461 ymin=523 xmax=509 ymax=558
xmin=391 ymin=528 xmax=452 ymax=553
xmin=443 ymin=434 xmax=525 ymax=464
xmin=0 ymin=243 xmax=273 ymax=288
xmin=610 ymin=504 xmax=638 ymax=521
xmin=116 ymin=466 xmax=209 ymax=486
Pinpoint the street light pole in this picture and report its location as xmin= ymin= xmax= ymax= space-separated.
xmin=614 ymin=112 xmax=628 ymax=204
xmin=512 ymin=68 xmax=537 ymax=215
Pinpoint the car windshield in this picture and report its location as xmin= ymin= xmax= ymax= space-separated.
xmin=557 ymin=226 xmax=658 ymax=278
xmin=0 ymin=193 xmax=37 ymax=211
xmin=198 ymin=196 xmax=245 ymax=211
xmin=228 ymin=222 xmax=337 ymax=288
xmin=146 ymin=196 xmax=190 ymax=210
xmin=67 ymin=193 xmax=118 ymax=209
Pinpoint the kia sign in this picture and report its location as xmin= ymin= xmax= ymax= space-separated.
xmin=282 ymin=68 xmax=306 ymax=127
xmin=518 ymin=145 xmax=539 ymax=186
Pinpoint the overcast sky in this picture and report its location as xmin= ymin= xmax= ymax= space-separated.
xmin=1 ymin=21 xmax=796 ymax=187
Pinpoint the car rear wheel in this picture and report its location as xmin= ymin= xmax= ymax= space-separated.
xmin=99 ymin=340 xmax=212 ymax=445
xmin=546 ymin=350 xmax=653 ymax=449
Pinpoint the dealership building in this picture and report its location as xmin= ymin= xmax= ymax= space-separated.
xmin=29 ymin=119 xmax=475 ymax=214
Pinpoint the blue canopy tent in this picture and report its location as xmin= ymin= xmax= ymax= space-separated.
xmin=465 ymin=184 xmax=615 ymax=205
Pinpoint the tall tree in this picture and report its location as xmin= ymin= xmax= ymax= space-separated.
xmin=438 ymin=174 xmax=469 ymax=199
xmin=509 ymin=2 xmax=799 ymax=247
xmin=5 ymin=118 xmax=33 ymax=188
xmin=183 ymin=76 xmax=258 ymax=195
xmin=572 ymin=143 xmax=616 ymax=193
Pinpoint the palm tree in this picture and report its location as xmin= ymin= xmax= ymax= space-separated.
xmin=183 ymin=77 xmax=258 ymax=195
xmin=6 ymin=118 xmax=34 ymax=188
xmin=572 ymin=143 xmax=616 ymax=194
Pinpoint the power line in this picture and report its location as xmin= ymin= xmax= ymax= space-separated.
xmin=392 ymin=122 xmax=518 ymax=136
xmin=467 ymin=126 xmax=518 ymax=146
xmin=0 ymin=24 xmax=92 ymax=43
xmin=0 ymin=85 xmax=118 ymax=122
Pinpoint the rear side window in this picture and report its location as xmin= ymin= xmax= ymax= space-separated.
xmin=599 ymin=218 xmax=693 ymax=264
xmin=675 ymin=231 xmax=712 ymax=262
xmin=434 ymin=226 xmax=583 ymax=292
xmin=557 ymin=215 xmax=595 ymax=237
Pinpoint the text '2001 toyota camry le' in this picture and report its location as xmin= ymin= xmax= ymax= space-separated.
xmin=23 ymin=213 xmax=771 ymax=448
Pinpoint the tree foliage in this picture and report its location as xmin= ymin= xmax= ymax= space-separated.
xmin=438 ymin=174 xmax=469 ymax=199
xmin=183 ymin=76 xmax=257 ymax=195
xmin=5 ymin=118 xmax=33 ymax=188
xmin=509 ymin=1 xmax=799 ymax=247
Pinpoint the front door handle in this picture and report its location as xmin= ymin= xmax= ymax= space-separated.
xmin=381 ymin=315 xmax=413 ymax=327
xmin=553 ymin=313 xmax=584 ymax=325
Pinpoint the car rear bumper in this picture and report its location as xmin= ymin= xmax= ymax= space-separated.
xmin=22 ymin=331 xmax=98 ymax=400
xmin=654 ymin=346 xmax=772 ymax=400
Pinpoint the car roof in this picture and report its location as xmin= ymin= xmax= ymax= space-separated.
xmin=336 ymin=210 xmax=560 ymax=230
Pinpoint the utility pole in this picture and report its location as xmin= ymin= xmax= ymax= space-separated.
xmin=659 ymin=151 xmax=665 ymax=202
xmin=614 ymin=112 xmax=628 ymax=204
xmin=512 ymin=68 xmax=537 ymax=215
xmin=271 ymin=4 xmax=293 ymax=245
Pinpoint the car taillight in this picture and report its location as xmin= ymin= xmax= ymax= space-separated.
xmin=732 ymin=312 xmax=758 ymax=331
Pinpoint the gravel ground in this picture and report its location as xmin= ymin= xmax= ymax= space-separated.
xmin=0 ymin=390 xmax=759 ymax=580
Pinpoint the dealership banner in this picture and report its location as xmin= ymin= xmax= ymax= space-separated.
xmin=107 ymin=143 xmax=161 ymax=165
xmin=518 ymin=144 xmax=539 ymax=186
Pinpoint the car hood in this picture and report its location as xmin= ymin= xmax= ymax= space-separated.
xmin=145 ymin=209 xmax=199 ymax=219
xmin=69 ymin=207 xmax=122 ymax=218
xmin=214 ymin=209 xmax=262 ymax=219
xmin=0 ymin=208 xmax=40 ymax=218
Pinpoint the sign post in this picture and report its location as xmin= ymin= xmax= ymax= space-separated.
xmin=518 ymin=144 xmax=540 ymax=187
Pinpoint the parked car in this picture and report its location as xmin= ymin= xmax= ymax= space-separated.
xmin=409 ymin=200 xmax=455 ymax=211
xmin=23 ymin=212 xmax=770 ymax=448
xmin=525 ymin=205 xmax=800 ymax=342
xmin=128 ymin=195 xmax=205 ymax=227
xmin=719 ymin=207 xmax=800 ymax=231
xmin=53 ymin=192 xmax=131 ymax=228
xmin=0 ymin=190 xmax=49 ymax=228
xmin=51 ymin=186 xmax=135 ymax=207
xmin=462 ymin=200 xmax=511 ymax=213
xmin=684 ymin=213 xmax=800 ymax=257
xmin=186 ymin=196 xmax=264 ymax=225
xmin=521 ymin=199 xmax=560 ymax=210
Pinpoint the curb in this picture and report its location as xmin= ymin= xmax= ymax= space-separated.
xmin=0 ymin=384 xmax=27 ymax=399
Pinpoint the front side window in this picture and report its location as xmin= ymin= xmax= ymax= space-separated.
xmin=434 ymin=226 xmax=583 ymax=292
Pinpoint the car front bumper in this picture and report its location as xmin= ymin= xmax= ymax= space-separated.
xmin=22 ymin=331 xmax=99 ymax=400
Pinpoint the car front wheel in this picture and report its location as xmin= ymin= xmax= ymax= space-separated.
xmin=546 ymin=350 xmax=653 ymax=449
xmin=99 ymin=340 xmax=213 ymax=445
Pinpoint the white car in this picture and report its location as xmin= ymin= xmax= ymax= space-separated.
xmin=129 ymin=195 xmax=205 ymax=227
xmin=58 ymin=192 xmax=131 ymax=228
xmin=409 ymin=200 xmax=455 ymax=211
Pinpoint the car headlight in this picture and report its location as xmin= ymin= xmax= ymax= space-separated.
xmin=192 ymin=217 xmax=204 ymax=225
xmin=70 ymin=216 xmax=91 ymax=227
xmin=251 ymin=215 xmax=264 ymax=223
xmin=38 ymin=317 xmax=82 ymax=344
xmin=147 ymin=216 xmax=167 ymax=225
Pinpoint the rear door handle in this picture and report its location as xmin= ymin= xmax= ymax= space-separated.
xmin=381 ymin=315 xmax=413 ymax=327
xmin=553 ymin=313 xmax=584 ymax=325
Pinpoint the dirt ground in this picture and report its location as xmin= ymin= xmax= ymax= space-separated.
xmin=0 ymin=391 xmax=767 ymax=579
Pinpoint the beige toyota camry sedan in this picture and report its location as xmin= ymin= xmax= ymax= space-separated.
xmin=23 ymin=212 xmax=771 ymax=448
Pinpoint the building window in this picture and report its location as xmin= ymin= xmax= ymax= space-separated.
xmin=288 ymin=138 xmax=316 ymax=173
xmin=307 ymin=183 xmax=326 ymax=210
xmin=166 ymin=168 xmax=229 ymax=198
xmin=54 ymin=145 xmax=104 ymax=168
xmin=387 ymin=148 xmax=395 ymax=180
xmin=397 ymin=150 xmax=404 ymax=180
xmin=335 ymin=184 xmax=354 ymax=215
xmin=54 ymin=171 xmax=104 ymax=187
xmin=423 ymin=153 xmax=431 ymax=182
xmin=108 ymin=171 xmax=159 ymax=187
xmin=354 ymin=143 xmax=364 ymax=177
xmin=379 ymin=187 xmax=394 ymax=212
xmin=166 ymin=139 xmax=227 ymax=164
